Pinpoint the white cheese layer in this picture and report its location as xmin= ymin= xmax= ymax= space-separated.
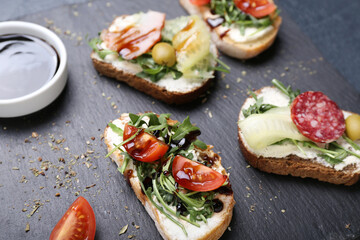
xmin=98 ymin=14 xmax=216 ymax=93
xmin=239 ymin=87 xmax=360 ymax=172
xmin=216 ymin=24 xmax=274 ymax=43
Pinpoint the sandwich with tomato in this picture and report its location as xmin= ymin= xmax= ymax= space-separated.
xmin=104 ymin=113 xmax=235 ymax=239
xmin=238 ymin=79 xmax=360 ymax=185
xmin=180 ymin=0 xmax=282 ymax=59
xmin=90 ymin=11 xmax=229 ymax=104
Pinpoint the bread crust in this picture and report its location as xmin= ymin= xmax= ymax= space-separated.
xmin=179 ymin=0 xmax=282 ymax=59
xmin=238 ymin=87 xmax=360 ymax=186
xmin=104 ymin=114 xmax=235 ymax=240
xmin=91 ymin=52 xmax=212 ymax=104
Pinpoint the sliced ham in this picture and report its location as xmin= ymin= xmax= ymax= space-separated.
xmin=101 ymin=11 xmax=165 ymax=60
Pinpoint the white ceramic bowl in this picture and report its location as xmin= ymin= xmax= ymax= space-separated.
xmin=0 ymin=21 xmax=67 ymax=118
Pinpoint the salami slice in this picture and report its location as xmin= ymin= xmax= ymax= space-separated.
xmin=290 ymin=91 xmax=345 ymax=143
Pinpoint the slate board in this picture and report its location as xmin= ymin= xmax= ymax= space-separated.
xmin=0 ymin=1 xmax=360 ymax=240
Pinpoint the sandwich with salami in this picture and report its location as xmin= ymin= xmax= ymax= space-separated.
xmin=180 ymin=0 xmax=282 ymax=59
xmin=104 ymin=112 xmax=235 ymax=239
xmin=238 ymin=79 xmax=360 ymax=185
xmin=90 ymin=11 xmax=229 ymax=104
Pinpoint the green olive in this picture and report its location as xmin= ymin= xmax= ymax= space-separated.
xmin=152 ymin=42 xmax=176 ymax=67
xmin=345 ymin=114 xmax=360 ymax=141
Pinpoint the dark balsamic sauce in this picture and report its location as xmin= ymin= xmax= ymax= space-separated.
xmin=172 ymin=130 xmax=201 ymax=150
xmin=176 ymin=202 xmax=188 ymax=216
xmin=0 ymin=34 xmax=59 ymax=100
xmin=124 ymin=169 xmax=133 ymax=186
xmin=156 ymin=126 xmax=201 ymax=151
xmin=200 ymin=152 xmax=220 ymax=166
xmin=212 ymin=199 xmax=223 ymax=213
xmin=140 ymin=177 xmax=153 ymax=195
xmin=215 ymin=185 xmax=233 ymax=196
xmin=220 ymin=29 xmax=231 ymax=39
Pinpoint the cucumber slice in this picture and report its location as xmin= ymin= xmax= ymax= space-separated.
xmin=265 ymin=106 xmax=291 ymax=115
xmin=172 ymin=15 xmax=210 ymax=73
xmin=239 ymin=109 xmax=308 ymax=149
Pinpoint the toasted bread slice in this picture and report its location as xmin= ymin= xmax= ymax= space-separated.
xmin=91 ymin=51 xmax=214 ymax=104
xmin=180 ymin=0 xmax=282 ymax=59
xmin=91 ymin=12 xmax=218 ymax=105
xmin=238 ymin=87 xmax=360 ymax=186
xmin=104 ymin=113 xmax=235 ymax=240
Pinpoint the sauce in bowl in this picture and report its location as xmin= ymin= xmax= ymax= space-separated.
xmin=0 ymin=34 xmax=59 ymax=100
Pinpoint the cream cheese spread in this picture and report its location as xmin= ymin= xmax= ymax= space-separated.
xmin=217 ymin=24 xmax=274 ymax=43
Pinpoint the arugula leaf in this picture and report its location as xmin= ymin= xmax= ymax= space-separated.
xmin=131 ymin=112 xmax=160 ymax=127
xmin=108 ymin=122 xmax=123 ymax=136
xmin=159 ymin=113 xmax=171 ymax=124
xmin=210 ymin=0 xmax=275 ymax=35
xmin=271 ymin=79 xmax=300 ymax=104
xmin=133 ymin=54 xmax=183 ymax=82
xmin=170 ymin=68 xmax=183 ymax=79
xmin=211 ymin=57 xmax=231 ymax=73
xmin=172 ymin=117 xmax=200 ymax=141
xmin=105 ymin=129 xmax=141 ymax=158
xmin=343 ymin=135 xmax=360 ymax=151
xmin=152 ymin=176 xmax=200 ymax=227
xmin=242 ymin=90 xmax=277 ymax=118
xmin=193 ymin=139 xmax=207 ymax=150
xmin=118 ymin=152 xmax=131 ymax=174
xmin=88 ymin=37 xmax=117 ymax=59
xmin=300 ymin=141 xmax=349 ymax=165
xmin=272 ymin=138 xmax=360 ymax=165
xmin=319 ymin=154 xmax=345 ymax=165
xmin=129 ymin=113 xmax=140 ymax=125
xmin=142 ymin=65 xmax=164 ymax=75
xmin=331 ymin=142 xmax=360 ymax=159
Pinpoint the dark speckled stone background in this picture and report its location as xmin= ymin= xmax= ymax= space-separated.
xmin=1 ymin=1 xmax=360 ymax=240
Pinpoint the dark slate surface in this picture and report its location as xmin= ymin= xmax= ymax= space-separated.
xmin=0 ymin=1 xmax=360 ymax=240
xmin=1 ymin=0 xmax=360 ymax=93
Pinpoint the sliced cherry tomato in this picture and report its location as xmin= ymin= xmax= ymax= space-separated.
xmin=190 ymin=0 xmax=210 ymax=6
xmin=123 ymin=123 xmax=169 ymax=162
xmin=50 ymin=196 xmax=96 ymax=240
xmin=101 ymin=11 xmax=165 ymax=60
xmin=172 ymin=155 xmax=227 ymax=192
xmin=234 ymin=0 xmax=276 ymax=18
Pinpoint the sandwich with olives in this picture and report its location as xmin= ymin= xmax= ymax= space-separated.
xmin=180 ymin=0 xmax=282 ymax=59
xmin=238 ymin=79 xmax=360 ymax=185
xmin=104 ymin=113 xmax=235 ymax=240
xmin=90 ymin=11 xmax=229 ymax=104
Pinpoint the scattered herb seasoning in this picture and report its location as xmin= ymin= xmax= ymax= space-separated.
xmin=25 ymin=223 xmax=30 ymax=232
xmin=119 ymin=224 xmax=128 ymax=235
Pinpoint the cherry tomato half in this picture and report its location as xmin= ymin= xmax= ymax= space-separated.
xmin=234 ymin=0 xmax=276 ymax=18
xmin=123 ymin=123 xmax=169 ymax=162
xmin=190 ymin=0 xmax=210 ymax=6
xmin=50 ymin=196 xmax=96 ymax=240
xmin=172 ymin=155 xmax=227 ymax=192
